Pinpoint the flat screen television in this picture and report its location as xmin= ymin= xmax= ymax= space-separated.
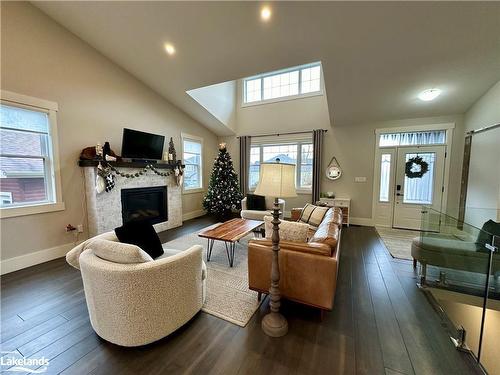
xmin=121 ymin=128 xmax=165 ymax=161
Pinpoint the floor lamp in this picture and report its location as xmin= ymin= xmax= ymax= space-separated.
xmin=254 ymin=162 xmax=297 ymax=337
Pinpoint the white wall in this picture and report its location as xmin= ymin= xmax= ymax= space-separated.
xmin=0 ymin=2 xmax=218 ymax=264
xmin=187 ymin=80 xmax=237 ymax=132
xmin=464 ymin=81 xmax=500 ymax=227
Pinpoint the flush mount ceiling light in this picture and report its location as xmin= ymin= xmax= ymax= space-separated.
xmin=418 ymin=88 xmax=441 ymax=101
xmin=261 ymin=6 xmax=272 ymax=21
xmin=164 ymin=43 xmax=176 ymax=56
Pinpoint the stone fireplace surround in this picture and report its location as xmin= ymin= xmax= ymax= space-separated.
xmin=82 ymin=166 xmax=182 ymax=237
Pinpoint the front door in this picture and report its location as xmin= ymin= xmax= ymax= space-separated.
xmin=393 ymin=145 xmax=446 ymax=230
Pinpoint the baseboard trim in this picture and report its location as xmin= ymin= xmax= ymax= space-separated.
xmin=1 ymin=242 xmax=79 ymax=275
xmin=182 ymin=209 xmax=206 ymax=221
xmin=350 ymin=217 xmax=374 ymax=227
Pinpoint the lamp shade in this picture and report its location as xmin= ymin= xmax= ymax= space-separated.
xmin=254 ymin=162 xmax=297 ymax=198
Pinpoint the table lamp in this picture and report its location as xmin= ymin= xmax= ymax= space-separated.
xmin=254 ymin=161 xmax=297 ymax=337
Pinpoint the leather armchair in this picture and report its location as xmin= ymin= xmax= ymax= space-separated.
xmin=248 ymin=207 xmax=342 ymax=312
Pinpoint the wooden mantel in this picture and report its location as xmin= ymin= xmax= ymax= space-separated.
xmin=78 ymin=160 xmax=185 ymax=169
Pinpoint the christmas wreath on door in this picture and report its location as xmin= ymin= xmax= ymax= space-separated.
xmin=405 ymin=156 xmax=429 ymax=179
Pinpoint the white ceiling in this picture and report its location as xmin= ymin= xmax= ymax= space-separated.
xmin=34 ymin=2 xmax=500 ymax=135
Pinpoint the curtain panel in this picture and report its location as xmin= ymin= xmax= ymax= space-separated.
xmin=312 ymin=129 xmax=326 ymax=203
xmin=239 ymin=136 xmax=251 ymax=196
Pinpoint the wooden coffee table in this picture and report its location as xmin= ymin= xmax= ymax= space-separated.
xmin=198 ymin=218 xmax=263 ymax=267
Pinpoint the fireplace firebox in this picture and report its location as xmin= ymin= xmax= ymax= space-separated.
xmin=121 ymin=186 xmax=168 ymax=225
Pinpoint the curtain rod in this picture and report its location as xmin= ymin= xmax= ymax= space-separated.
xmin=467 ymin=123 xmax=500 ymax=136
xmin=236 ymin=129 xmax=327 ymax=139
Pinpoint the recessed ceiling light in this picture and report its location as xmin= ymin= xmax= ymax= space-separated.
xmin=164 ymin=43 xmax=176 ymax=56
xmin=418 ymin=88 xmax=441 ymax=101
xmin=261 ymin=6 xmax=272 ymax=21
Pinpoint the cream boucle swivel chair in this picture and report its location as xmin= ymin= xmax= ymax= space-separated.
xmin=66 ymin=231 xmax=206 ymax=347
xmin=240 ymin=196 xmax=285 ymax=221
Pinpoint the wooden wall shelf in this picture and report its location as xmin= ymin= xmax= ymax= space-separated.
xmin=78 ymin=160 xmax=184 ymax=169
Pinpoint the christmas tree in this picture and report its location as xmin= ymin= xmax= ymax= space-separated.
xmin=203 ymin=143 xmax=242 ymax=219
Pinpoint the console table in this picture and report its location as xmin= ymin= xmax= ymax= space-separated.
xmin=319 ymin=197 xmax=350 ymax=227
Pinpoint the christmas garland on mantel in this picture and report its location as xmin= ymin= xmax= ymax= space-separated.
xmin=96 ymin=161 xmax=184 ymax=194
xmin=106 ymin=163 xmax=173 ymax=178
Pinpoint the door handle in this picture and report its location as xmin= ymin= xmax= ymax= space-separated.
xmin=396 ymin=193 xmax=402 ymax=196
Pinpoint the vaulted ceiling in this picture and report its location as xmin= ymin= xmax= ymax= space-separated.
xmin=34 ymin=1 xmax=500 ymax=135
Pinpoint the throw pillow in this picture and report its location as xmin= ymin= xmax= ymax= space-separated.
xmin=298 ymin=203 xmax=330 ymax=227
xmin=115 ymin=220 xmax=164 ymax=259
xmin=476 ymin=220 xmax=500 ymax=250
xmin=264 ymin=215 xmax=309 ymax=242
xmin=88 ymin=238 xmax=153 ymax=264
xmin=246 ymin=194 xmax=267 ymax=211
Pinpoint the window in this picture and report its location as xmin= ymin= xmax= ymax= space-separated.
xmin=249 ymin=140 xmax=313 ymax=191
xmin=379 ymin=154 xmax=391 ymax=202
xmin=300 ymin=65 xmax=321 ymax=94
xmin=182 ymin=134 xmax=203 ymax=191
xmin=0 ymin=92 xmax=63 ymax=217
xmin=243 ymin=63 xmax=322 ymax=105
xmin=263 ymin=70 xmax=299 ymax=100
xmin=249 ymin=146 xmax=260 ymax=189
xmin=300 ymin=144 xmax=313 ymax=188
xmin=403 ymin=152 xmax=436 ymax=205
xmin=245 ymin=78 xmax=262 ymax=103
xmin=0 ymin=192 xmax=13 ymax=205
xmin=379 ymin=130 xmax=446 ymax=147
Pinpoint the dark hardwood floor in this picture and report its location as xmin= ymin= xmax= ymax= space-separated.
xmin=1 ymin=217 xmax=481 ymax=374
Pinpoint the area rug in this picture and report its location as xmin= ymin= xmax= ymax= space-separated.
xmin=375 ymin=227 xmax=420 ymax=261
xmin=162 ymin=228 xmax=263 ymax=327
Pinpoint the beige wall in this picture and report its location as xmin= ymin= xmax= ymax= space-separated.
xmin=230 ymin=75 xmax=467 ymax=221
xmin=235 ymin=79 xmax=331 ymax=136
xmin=225 ymin=113 xmax=465 ymax=222
xmin=322 ymin=115 xmax=465 ymax=221
xmin=463 ymin=80 xmax=500 ymax=226
xmin=0 ymin=2 xmax=218 ymax=261
xmin=464 ymin=80 xmax=500 ymax=132
xmin=221 ymin=78 xmax=331 ymax=212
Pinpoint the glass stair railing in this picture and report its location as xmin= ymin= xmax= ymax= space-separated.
xmin=414 ymin=207 xmax=499 ymax=374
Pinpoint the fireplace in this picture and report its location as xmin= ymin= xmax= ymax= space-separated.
xmin=121 ymin=186 xmax=168 ymax=225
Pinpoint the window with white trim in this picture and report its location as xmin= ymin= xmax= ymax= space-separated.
xmin=182 ymin=135 xmax=203 ymax=191
xmin=379 ymin=130 xmax=446 ymax=147
xmin=0 ymin=102 xmax=57 ymax=208
xmin=249 ymin=140 xmax=313 ymax=191
xmin=243 ymin=63 xmax=322 ymax=105
xmin=379 ymin=153 xmax=391 ymax=202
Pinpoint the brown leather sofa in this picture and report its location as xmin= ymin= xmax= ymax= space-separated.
xmin=248 ymin=207 xmax=342 ymax=313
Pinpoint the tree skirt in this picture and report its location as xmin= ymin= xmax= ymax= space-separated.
xmin=375 ymin=227 xmax=420 ymax=261
xmin=162 ymin=228 xmax=263 ymax=327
